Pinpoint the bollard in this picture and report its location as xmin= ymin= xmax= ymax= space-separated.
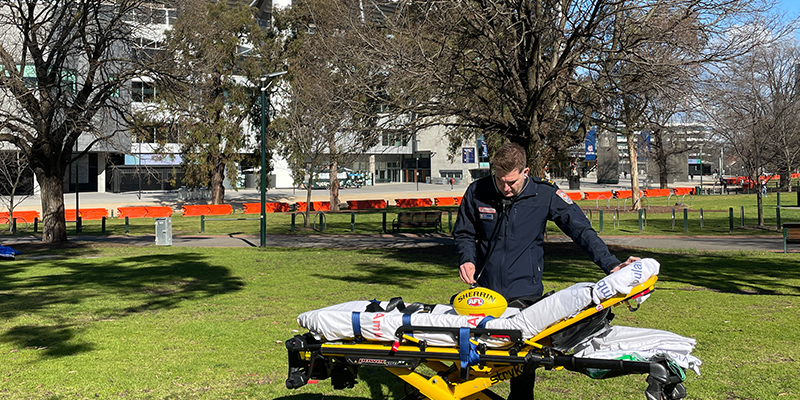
xmin=382 ymin=212 xmax=387 ymax=233
xmin=599 ymin=210 xmax=604 ymax=232
xmin=700 ymin=208 xmax=704 ymax=229
xmin=350 ymin=212 xmax=355 ymax=232
xmin=613 ymin=209 xmax=619 ymax=229
xmin=638 ymin=209 xmax=643 ymax=233
xmin=125 ymin=216 xmax=129 ymax=234
xmin=683 ymin=208 xmax=688 ymax=233
xmin=200 ymin=215 xmax=205 ymax=233
xmin=77 ymin=216 xmax=82 ymax=234
xmin=291 ymin=213 xmax=296 ymax=232
xmin=11 ymin=218 xmax=17 ymax=234
xmin=740 ymin=206 xmax=745 ymax=227
xmin=729 ymin=207 xmax=734 ymax=232
xmin=671 ymin=208 xmax=675 ymax=230
xmin=776 ymin=207 xmax=781 ymax=230
xmin=34 ymin=217 xmax=38 ymax=233
xmin=102 ymin=216 xmax=106 ymax=234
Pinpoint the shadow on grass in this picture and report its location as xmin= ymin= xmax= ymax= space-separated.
xmin=0 ymin=243 xmax=243 ymax=358
xmin=271 ymin=366 xmax=409 ymax=400
xmin=310 ymin=246 xmax=458 ymax=289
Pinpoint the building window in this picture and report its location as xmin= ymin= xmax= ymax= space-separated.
xmin=381 ymin=132 xmax=409 ymax=146
xmin=131 ymin=81 xmax=157 ymax=102
xmin=440 ymin=171 xmax=463 ymax=179
xmin=134 ymin=122 xmax=180 ymax=143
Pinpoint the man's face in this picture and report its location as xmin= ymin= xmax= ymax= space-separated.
xmin=494 ymin=167 xmax=529 ymax=197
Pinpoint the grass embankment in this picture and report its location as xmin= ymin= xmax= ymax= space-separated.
xmin=3 ymin=192 xmax=799 ymax=238
xmin=1 ymin=243 xmax=798 ymax=399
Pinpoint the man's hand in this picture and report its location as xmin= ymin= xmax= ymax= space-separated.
xmin=609 ymin=256 xmax=641 ymax=274
xmin=459 ymin=262 xmax=477 ymax=285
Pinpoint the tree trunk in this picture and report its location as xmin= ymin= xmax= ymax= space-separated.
xmin=210 ymin=165 xmax=225 ymax=204
xmin=304 ymin=176 xmax=313 ymax=228
xmin=627 ymin=135 xmax=642 ymax=210
xmin=330 ymin=160 xmax=340 ymax=212
xmin=36 ymin=169 xmax=68 ymax=243
xmin=524 ymin=139 xmax=547 ymax=178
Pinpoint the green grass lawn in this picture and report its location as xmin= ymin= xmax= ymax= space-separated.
xmin=1 ymin=243 xmax=798 ymax=399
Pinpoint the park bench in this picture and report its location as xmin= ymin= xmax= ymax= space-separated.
xmin=783 ymin=222 xmax=800 ymax=253
xmin=392 ymin=211 xmax=442 ymax=233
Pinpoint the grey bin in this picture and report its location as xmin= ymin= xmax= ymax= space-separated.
xmin=155 ymin=217 xmax=172 ymax=246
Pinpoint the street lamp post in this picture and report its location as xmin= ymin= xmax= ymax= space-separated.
xmin=416 ymin=156 xmax=419 ymax=191
xmin=260 ymin=71 xmax=287 ymax=247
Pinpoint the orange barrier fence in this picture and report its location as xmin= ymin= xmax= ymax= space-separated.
xmin=181 ymin=204 xmax=234 ymax=217
xmin=395 ymin=198 xmax=434 ymax=208
xmin=643 ymin=189 xmax=671 ymax=198
xmin=433 ymin=197 xmax=464 ymax=206
xmin=242 ymin=202 xmax=291 ymax=214
xmin=0 ymin=210 xmax=40 ymax=224
xmin=564 ymin=192 xmax=582 ymax=201
xmin=65 ymin=208 xmax=109 ymax=222
xmin=295 ymin=202 xmax=331 ymax=212
xmin=672 ymin=187 xmax=694 ymax=196
xmin=614 ymin=190 xmax=644 ymax=199
xmin=117 ymin=206 xmax=174 ymax=219
xmin=347 ymin=200 xmax=388 ymax=210
xmin=583 ymin=191 xmax=614 ymax=201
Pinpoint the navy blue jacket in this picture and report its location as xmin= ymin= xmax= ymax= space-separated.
xmin=453 ymin=175 xmax=620 ymax=300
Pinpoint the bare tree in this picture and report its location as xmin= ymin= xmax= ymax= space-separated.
xmin=0 ymin=150 xmax=34 ymax=231
xmin=0 ymin=0 xmax=153 ymax=242
xmin=701 ymin=42 xmax=798 ymax=227
xmin=758 ymin=43 xmax=800 ymax=192
xmin=345 ymin=0 xmax=777 ymax=178
xmin=276 ymin=0 xmax=380 ymax=218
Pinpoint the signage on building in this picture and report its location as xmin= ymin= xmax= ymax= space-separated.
xmin=584 ymin=129 xmax=596 ymax=161
xmin=125 ymin=154 xmax=182 ymax=166
xmin=478 ymin=140 xmax=488 ymax=158
xmin=462 ymin=147 xmax=475 ymax=163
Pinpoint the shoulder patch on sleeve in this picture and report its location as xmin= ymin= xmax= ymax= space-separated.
xmin=556 ymin=189 xmax=574 ymax=205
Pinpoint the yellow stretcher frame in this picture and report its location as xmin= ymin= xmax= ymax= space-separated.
xmin=285 ymin=276 xmax=683 ymax=400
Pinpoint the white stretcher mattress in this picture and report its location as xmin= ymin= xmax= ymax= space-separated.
xmin=295 ymin=258 xmax=701 ymax=373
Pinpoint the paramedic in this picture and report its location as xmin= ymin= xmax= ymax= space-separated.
xmin=453 ymin=142 xmax=637 ymax=400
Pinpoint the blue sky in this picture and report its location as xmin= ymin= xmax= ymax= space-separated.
xmin=777 ymin=0 xmax=800 ymax=18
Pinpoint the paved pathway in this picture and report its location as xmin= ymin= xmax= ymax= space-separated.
xmin=2 ymin=232 xmax=791 ymax=252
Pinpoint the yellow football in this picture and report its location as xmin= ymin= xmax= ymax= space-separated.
xmin=452 ymin=287 xmax=508 ymax=318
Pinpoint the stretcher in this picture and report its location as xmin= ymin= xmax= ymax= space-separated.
xmin=284 ymin=259 xmax=698 ymax=400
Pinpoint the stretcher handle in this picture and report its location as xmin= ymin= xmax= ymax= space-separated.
xmin=395 ymin=326 xmax=523 ymax=343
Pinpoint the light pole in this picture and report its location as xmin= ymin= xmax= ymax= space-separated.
xmin=699 ymin=144 xmax=703 ymax=194
xmin=416 ymin=156 xmax=420 ymax=191
xmin=260 ymin=71 xmax=287 ymax=247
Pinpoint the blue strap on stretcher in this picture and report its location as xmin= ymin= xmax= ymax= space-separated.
xmin=458 ymin=316 xmax=496 ymax=373
xmin=458 ymin=327 xmax=480 ymax=373
xmin=351 ymin=312 xmax=362 ymax=339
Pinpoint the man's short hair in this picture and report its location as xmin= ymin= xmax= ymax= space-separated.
xmin=493 ymin=143 xmax=527 ymax=174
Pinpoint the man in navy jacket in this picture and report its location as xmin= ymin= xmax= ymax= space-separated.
xmin=453 ymin=142 xmax=636 ymax=399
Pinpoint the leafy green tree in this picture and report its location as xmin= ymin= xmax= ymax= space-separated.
xmin=159 ymin=0 xmax=283 ymax=204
